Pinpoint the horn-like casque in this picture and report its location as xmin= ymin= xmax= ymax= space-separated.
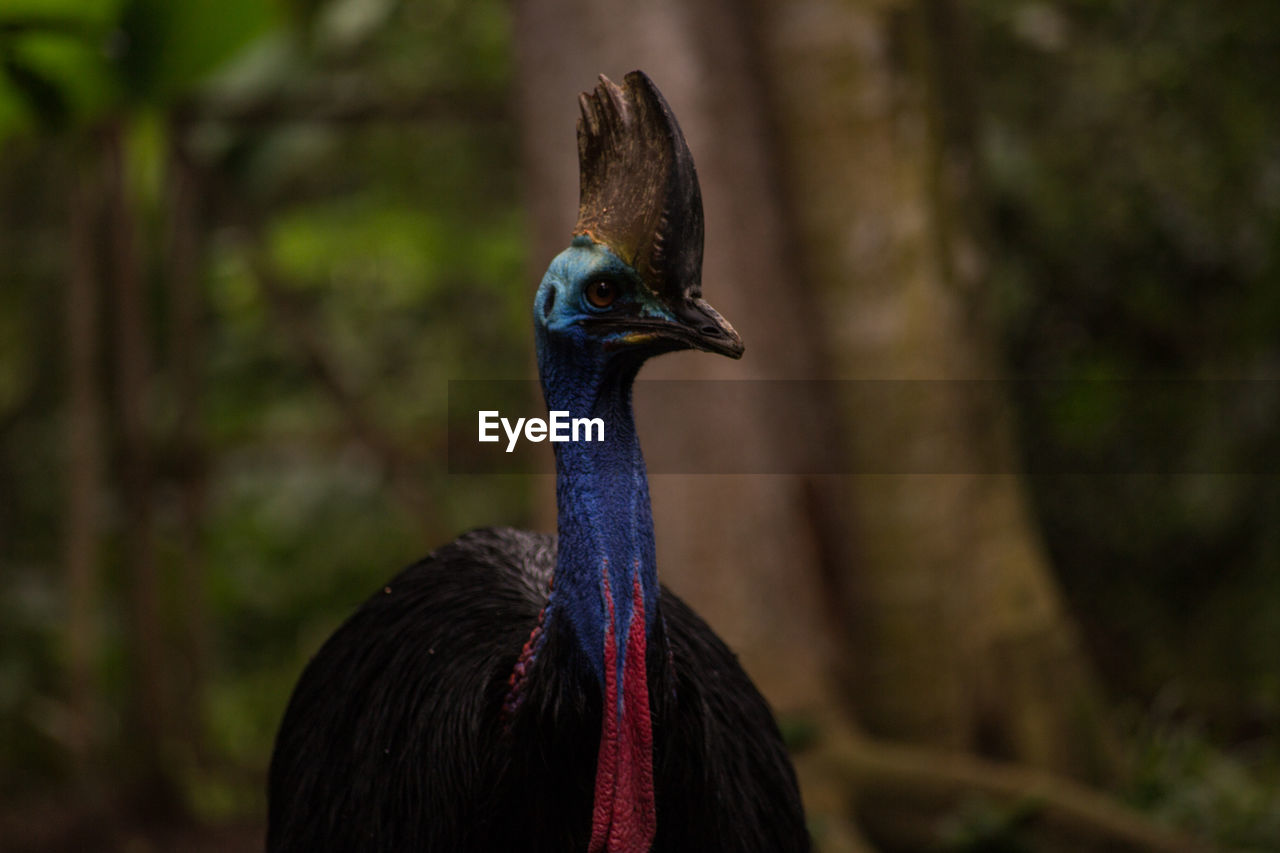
xmin=574 ymin=71 xmax=704 ymax=304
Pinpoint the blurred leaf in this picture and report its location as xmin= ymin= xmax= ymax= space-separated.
xmin=0 ymin=78 xmax=31 ymax=136
xmin=313 ymin=0 xmax=397 ymax=54
xmin=1128 ymin=718 xmax=1280 ymax=847
xmin=116 ymin=0 xmax=282 ymax=103
xmin=941 ymin=797 xmax=1039 ymax=853
xmin=0 ymin=29 xmax=118 ymax=129
xmin=0 ymin=51 xmax=66 ymax=127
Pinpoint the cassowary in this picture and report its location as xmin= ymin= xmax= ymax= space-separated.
xmin=267 ymin=71 xmax=810 ymax=852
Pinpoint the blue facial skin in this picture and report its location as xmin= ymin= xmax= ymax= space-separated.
xmin=533 ymin=236 xmax=683 ymax=688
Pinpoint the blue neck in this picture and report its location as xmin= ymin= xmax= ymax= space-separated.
xmin=537 ymin=333 xmax=659 ymax=686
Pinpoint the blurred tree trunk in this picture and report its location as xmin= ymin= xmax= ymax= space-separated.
xmin=513 ymin=0 xmax=838 ymax=715
xmin=165 ymin=123 xmax=211 ymax=766
xmin=103 ymin=124 xmax=177 ymax=811
xmin=513 ymin=0 xmax=1120 ymax=844
xmin=750 ymin=0 xmax=1116 ymax=784
xmin=64 ymin=150 xmax=104 ymax=774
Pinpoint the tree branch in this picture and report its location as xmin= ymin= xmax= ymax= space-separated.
xmin=800 ymin=721 xmax=1208 ymax=852
xmin=179 ymin=89 xmax=509 ymax=128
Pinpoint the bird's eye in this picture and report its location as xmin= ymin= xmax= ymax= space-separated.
xmin=585 ymin=279 xmax=617 ymax=309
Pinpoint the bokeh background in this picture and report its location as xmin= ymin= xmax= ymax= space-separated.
xmin=1 ymin=0 xmax=1277 ymax=850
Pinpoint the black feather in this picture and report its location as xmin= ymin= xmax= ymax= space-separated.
xmin=267 ymin=527 xmax=808 ymax=852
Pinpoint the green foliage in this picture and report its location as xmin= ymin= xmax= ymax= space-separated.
xmin=776 ymin=713 xmax=821 ymax=753
xmin=0 ymin=0 xmax=282 ymax=137
xmin=1127 ymin=714 xmax=1280 ymax=848
xmin=940 ymin=797 xmax=1040 ymax=853
xmin=114 ymin=0 xmax=282 ymax=103
xmin=0 ymin=10 xmax=116 ymax=132
xmin=0 ymin=0 xmax=526 ymax=824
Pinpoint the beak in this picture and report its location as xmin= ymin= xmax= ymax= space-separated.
xmin=588 ymin=296 xmax=744 ymax=359
xmin=664 ymin=296 xmax=744 ymax=358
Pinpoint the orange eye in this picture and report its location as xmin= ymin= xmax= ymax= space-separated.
xmin=585 ymin=279 xmax=617 ymax=309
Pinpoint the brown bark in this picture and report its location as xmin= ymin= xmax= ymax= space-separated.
xmin=751 ymin=0 xmax=1116 ymax=781
xmin=513 ymin=0 xmax=838 ymax=714
xmin=64 ymin=150 xmax=103 ymax=769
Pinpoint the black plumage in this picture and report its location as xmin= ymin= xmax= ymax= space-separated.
xmin=268 ymin=529 xmax=807 ymax=851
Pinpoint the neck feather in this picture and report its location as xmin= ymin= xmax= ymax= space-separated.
xmin=541 ymin=351 xmax=659 ymax=679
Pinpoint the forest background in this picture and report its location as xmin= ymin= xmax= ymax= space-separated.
xmin=1 ymin=0 xmax=1278 ymax=850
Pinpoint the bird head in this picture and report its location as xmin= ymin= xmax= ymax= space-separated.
xmin=535 ymin=72 xmax=743 ymax=372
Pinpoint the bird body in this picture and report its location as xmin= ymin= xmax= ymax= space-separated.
xmin=268 ymin=72 xmax=809 ymax=852
xmin=269 ymin=528 xmax=806 ymax=851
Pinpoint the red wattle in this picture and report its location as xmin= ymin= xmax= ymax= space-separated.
xmin=588 ymin=568 xmax=656 ymax=853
